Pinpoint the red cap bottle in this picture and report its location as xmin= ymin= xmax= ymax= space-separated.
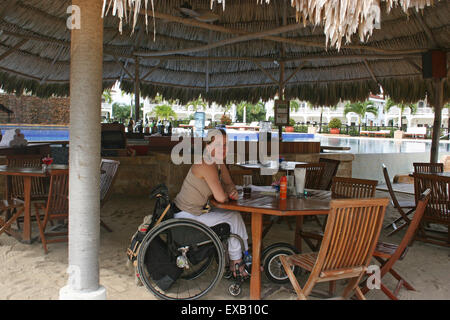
xmin=280 ymin=176 xmax=287 ymax=200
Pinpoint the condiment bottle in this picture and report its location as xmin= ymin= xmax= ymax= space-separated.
xmin=280 ymin=176 xmax=287 ymax=200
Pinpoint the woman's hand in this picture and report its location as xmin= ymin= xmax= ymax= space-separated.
xmin=228 ymin=189 xmax=239 ymax=200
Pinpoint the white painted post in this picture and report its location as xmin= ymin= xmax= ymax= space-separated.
xmin=59 ymin=0 xmax=106 ymax=300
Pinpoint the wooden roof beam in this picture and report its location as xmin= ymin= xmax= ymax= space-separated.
xmin=0 ymin=38 xmax=28 ymax=62
xmin=137 ymin=9 xmax=429 ymax=55
xmin=282 ymin=61 xmax=307 ymax=85
xmin=252 ymin=60 xmax=278 ymax=84
xmin=362 ymin=59 xmax=380 ymax=85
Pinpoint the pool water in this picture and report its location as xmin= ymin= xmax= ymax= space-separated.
xmin=2 ymin=125 xmax=449 ymax=154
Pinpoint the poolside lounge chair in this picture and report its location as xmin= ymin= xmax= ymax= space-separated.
xmin=360 ymin=130 xmax=371 ymax=136
xmin=374 ymin=130 xmax=391 ymax=137
xmin=404 ymin=127 xmax=426 ymax=139
xmin=281 ymin=197 xmax=389 ymax=300
xmin=249 ymin=122 xmax=260 ymax=130
xmin=179 ymin=120 xmax=195 ymax=128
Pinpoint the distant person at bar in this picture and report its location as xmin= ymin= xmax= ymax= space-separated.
xmin=173 ymin=128 xmax=250 ymax=277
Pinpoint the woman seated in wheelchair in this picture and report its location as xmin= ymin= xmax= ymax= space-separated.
xmin=173 ymin=128 xmax=249 ymax=278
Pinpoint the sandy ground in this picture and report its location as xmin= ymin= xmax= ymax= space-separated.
xmin=0 ymin=190 xmax=448 ymax=300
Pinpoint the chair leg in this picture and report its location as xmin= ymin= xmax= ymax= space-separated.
xmin=34 ymin=207 xmax=48 ymax=254
xmin=341 ymin=275 xmax=364 ymax=300
xmin=388 ymin=267 xmax=415 ymax=291
xmin=0 ymin=208 xmax=24 ymax=236
xmin=354 ymin=287 xmax=366 ymax=300
xmin=387 ymin=221 xmax=409 ymax=237
xmin=279 ymin=255 xmax=308 ymax=300
xmin=100 ymin=219 xmax=113 ymax=233
xmin=329 ymin=281 xmax=336 ymax=296
xmin=381 ymin=283 xmax=399 ymax=300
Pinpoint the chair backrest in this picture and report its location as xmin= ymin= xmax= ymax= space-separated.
xmin=331 ymin=177 xmax=378 ymax=199
xmin=6 ymin=154 xmax=48 ymax=199
xmin=413 ymin=162 xmax=444 ymax=174
xmin=229 ymin=169 xmax=253 ymax=186
xmin=315 ymin=198 xmax=389 ymax=277
xmin=295 ymin=163 xmax=326 ymax=189
xmin=100 ymin=159 xmax=120 ymax=207
xmin=318 ymin=158 xmax=341 ymax=190
xmin=413 ymin=173 xmax=449 ymax=224
xmin=45 ymin=170 xmax=69 ymax=216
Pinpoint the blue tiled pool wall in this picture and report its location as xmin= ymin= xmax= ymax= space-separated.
xmin=0 ymin=125 xmax=69 ymax=142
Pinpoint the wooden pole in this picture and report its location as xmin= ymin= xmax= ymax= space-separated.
xmin=134 ymin=56 xmax=140 ymax=122
xmin=430 ymin=78 xmax=444 ymax=163
xmin=60 ymin=0 xmax=105 ymax=300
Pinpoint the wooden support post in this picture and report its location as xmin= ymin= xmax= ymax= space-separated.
xmin=430 ymin=78 xmax=444 ymax=163
xmin=134 ymin=56 xmax=140 ymax=122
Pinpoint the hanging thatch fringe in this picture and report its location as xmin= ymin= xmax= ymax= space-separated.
xmin=102 ymin=0 xmax=437 ymax=49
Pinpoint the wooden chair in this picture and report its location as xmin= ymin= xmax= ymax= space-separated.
xmin=318 ymin=158 xmax=340 ymax=191
xmin=382 ymin=164 xmax=416 ymax=236
xmin=34 ymin=170 xmax=69 ymax=254
xmin=280 ymin=197 xmax=389 ymax=300
xmin=0 ymin=198 xmax=25 ymax=239
xmin=413 ymin=162 xmax=444 ymax=174
xmin=298 ymin=177 xmax=378 ymax=252
xmin=6 ymin=154 xmax=48 ymax=201
xmin=413 ymin=173 xmax=449 ymax=247
xmin=100 ymin=158 xmax=120 ymax=232
xmin=360 ymin=189 xmax=431 ymax=300
xmin=295 ymin=163 xmax=326 ymax=190
xmin=331 ymin=176 xmax=378 ymax=199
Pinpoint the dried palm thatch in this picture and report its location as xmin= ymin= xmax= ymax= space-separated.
xmin=103 ymin=0 xmax=437 ymax=49
xmin=0 ymin=0 xmax=448 ymax=106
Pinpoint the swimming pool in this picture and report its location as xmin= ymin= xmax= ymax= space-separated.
xmin=2 ymin=125 xmax=450 ymax=154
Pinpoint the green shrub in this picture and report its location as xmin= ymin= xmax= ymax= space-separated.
xmin=328 ymin=118 xmax=342 ymax=129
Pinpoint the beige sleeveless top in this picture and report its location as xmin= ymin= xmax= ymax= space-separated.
xmin=174 ymin=167 xmax=213 ymax=216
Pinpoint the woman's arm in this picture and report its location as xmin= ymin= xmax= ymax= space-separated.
xmin=218 ymin=164 xmax=236 ymax=192
xmin=192 ymin=163 xmax=228 ymax=203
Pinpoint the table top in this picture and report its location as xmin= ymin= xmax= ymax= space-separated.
xmin=0 ymin=164 xmax=68 ymax=177
xmin=211 ymin=188 xmax=331 ymax=216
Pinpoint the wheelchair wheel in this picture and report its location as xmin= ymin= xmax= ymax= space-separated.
xmin=262 ymin=243 xmax=300 ymax=284
xmin=137 ymin=218 xmax=225 ymax=300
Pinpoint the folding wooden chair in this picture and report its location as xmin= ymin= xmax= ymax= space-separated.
xmin=295 ymin=163 xmax=326 ymax=190
xmin=360 ymin=189 xmax=431 ymax=300
xmin=100 ymin=158 xmax=120 ymax=232
xmin=413 ymin=162 xmax=444 ymax=174
xmin=413 ymin=173 xmax=449 ymax=247
xmin=0 ymin=199 xmax=25 ymax=239
xmin=298 ymin=177 xmax=378 ymax=252
xmin=280 ymin=197 xmax=389 ymax=300
xmin=34 ymin=170 xmax=69 ymax=254
xmin=6 ymin=154 xmax=48 ymax=201
xmin=318 ymin=158 xmax=340 ymax=191
xmin=382 ymin=164 xmax=416 ymax=236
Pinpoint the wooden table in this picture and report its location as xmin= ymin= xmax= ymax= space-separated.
xmin=211 ymin=188 xmax=331 ymax=300
xmin=0 ymin=164 xmax=68 ymax=243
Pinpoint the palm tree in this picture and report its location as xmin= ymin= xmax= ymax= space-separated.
xmin=152 ymin=104 xmax=177 ymax=121
xmin=384 ymin=98 xmax=417 ymax=130
xmin=290 ymin=100 xmax=301 ymax=113
xmin=186 ymin=96 xmax=207 ymax=112
xmin=102 ymin=90 xmax=113 ymax=104
xmin=344 ymin=101 xmax=378 ymax=133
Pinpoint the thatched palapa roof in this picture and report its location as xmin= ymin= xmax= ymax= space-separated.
xmin=0 ymin=0 xmax=448 ymax=105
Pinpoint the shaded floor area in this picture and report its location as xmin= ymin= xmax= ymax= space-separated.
xmin=0 ymin=191 xmax=448 ymax=300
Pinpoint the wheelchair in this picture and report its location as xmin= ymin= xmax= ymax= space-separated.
xmin=135 ymin=217 xmax=300 ymax=300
